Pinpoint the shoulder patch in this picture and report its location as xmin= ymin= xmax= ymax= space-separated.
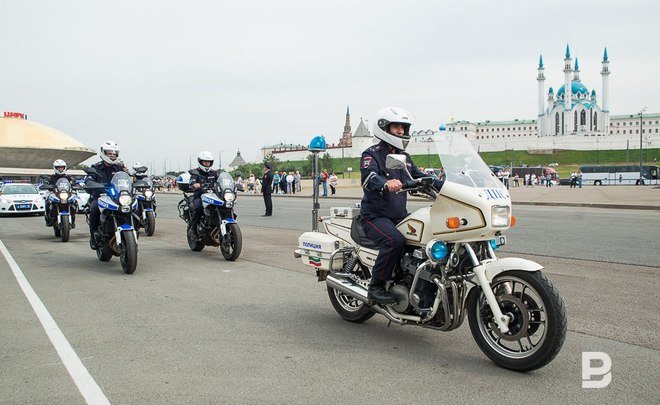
xmin=362 ymin=156 xmax=373 ymax=169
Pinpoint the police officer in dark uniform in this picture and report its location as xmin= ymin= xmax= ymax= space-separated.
xmin=360 ymin=107 xmax=444 ymax=304
xmin=261 ymin=162 xmax=274 ymax=216
xmin=43 ymin=159 xmax=76 ymax=227
xmin=86 ymin=141 xmax=127 ymax=249
xmin=188 ymin=151 xmax=219 ymax=237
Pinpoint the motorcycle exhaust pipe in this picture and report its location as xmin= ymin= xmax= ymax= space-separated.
xmin=326 ymin=275 xmax=405 ymax=325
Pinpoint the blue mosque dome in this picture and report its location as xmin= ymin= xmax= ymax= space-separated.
xmin=556 ymin=81 xmax=589 ymax=97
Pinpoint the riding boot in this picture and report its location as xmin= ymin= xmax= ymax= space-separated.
xmin=367 ymin=280 xmax=395 ymax=304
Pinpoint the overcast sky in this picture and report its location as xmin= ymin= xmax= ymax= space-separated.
xmin=2 ymin=0 xmax=659 ymax=173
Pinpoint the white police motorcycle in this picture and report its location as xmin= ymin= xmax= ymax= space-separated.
xmin=295 ymin=132 xmax=567 ymax=371
xmin=177 ymin=171 xmax=242 ymax=261
xmin=84 ymin=170 xmax=142 ymax=274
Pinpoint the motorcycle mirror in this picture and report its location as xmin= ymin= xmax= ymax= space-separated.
xmin=385 ymin=154 xmax=407 ymax=170
xmin=188 ymin=169 xmax=200 ymax=176
xmin=83 ymin=167 xmax=98 ymax=175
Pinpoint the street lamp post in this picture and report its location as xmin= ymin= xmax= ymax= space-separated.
xmin=639 ymin=107 xmax=647 ymax=185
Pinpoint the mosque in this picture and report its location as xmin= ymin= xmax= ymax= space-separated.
xmin=257 ymin=46 xmax=658 ymax=162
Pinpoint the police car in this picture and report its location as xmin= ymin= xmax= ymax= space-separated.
xmin=0 ymin=183 xmax=45 ymax=215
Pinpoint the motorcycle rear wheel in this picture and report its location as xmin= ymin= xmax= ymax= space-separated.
xmin=467 ymin=270 xmax=567 ymax=372
xmin=144 ymin=211 xmax=156 ymax=236
xmin=187 ymin=228 xmax=205 ymax=251
xmin=220 ymin=223 xmax=242 ymax=261
xmin=327 ymin=286 xmax=375 ymax=323
xmin=120 ymin=231 xmax=138 ymax=274
xmin=96 ymin=241 xmax=113 ymax=262
xmin=53 ymin=224 xmax=61 ymax=237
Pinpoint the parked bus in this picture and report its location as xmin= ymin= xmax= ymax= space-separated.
xmin=578 ymin=165 xmax=659 ymax=185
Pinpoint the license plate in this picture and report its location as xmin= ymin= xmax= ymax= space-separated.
xmin=496 ymin=235 xmax=506 ymax=247
xmin=16 ymin=204 xmax=31 ymax=210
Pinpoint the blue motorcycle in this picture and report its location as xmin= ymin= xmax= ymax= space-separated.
xmin=84 ymin=170 xmax=142 ymax=274
xmin=132 ymin=166 xmax=157 ymax=236
xmin=41 ymin=178 xmax=79 ymax=242
xmin=177 ymin=171 xmax=242 ymax=261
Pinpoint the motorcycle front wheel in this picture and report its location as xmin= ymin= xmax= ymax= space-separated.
xmin=220 ymin=223 xmax=242 ymax=261
xmin=467 ymin=270 xmax=567 ymax=372
xmin=144 ymin=211 xmax=156 ymax=236
xmin=60 ymin=216 xmax=70 ymax=243
xmin=120 ymin=231 xmax=138 ymax=274
xmin=327 ymin=286 xmax=375 ymax=323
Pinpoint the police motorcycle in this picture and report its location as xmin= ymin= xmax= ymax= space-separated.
xmin=295 ymin=132 xmax=567 ymax=371
xmin=132 ymin=165 xmax=157 ymax=236
xmin=41 ymin=177 xmax=79 ymax=242
xmin=177 ymin=170 xmax=242 ymax=261
xmin=84 ymin=168 xmax=144 ymax=274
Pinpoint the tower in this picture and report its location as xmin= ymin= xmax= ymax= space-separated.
xmin=573 ymin=58 xmax=581 ymax=82
xmin=563 ymin=44 xmax=573 ymax=134
xmin=537 ymin=54 xmax=545 ymax=117
xmin=601 ymin=47 xmax=610 ymax=112
xmin=340 ymin=106 xmax=352 ymax=147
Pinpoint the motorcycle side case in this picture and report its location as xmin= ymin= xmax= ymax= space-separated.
xmin=297 ymin=232 xmax=344 ymax=271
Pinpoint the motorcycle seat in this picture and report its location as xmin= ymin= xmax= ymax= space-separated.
xmin=350 ymin=216 xmax=380 ymax=250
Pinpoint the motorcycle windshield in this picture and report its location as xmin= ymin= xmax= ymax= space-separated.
xmin=110 ymin=171 xmax=133 ymax=194
xmin=55 ymin=178 xmax=72 ymax=192
xmin=216 ymin=172 xmax=235 ymax=192
xmin=434 ymin=132 xmax=506 ymax=191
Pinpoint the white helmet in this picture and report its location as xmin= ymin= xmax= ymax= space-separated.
xmin=53 ymin=159 xmax=67 ymax=175
xmin=100 ymin=140 xmax=120 ymax=164
xmin=372 ymin=107 xmax=414 ymax=151
xmin=132 ymin=162 xmax=144 ymax=171
xmin=197 ymin=151 xmax=214 ymax=172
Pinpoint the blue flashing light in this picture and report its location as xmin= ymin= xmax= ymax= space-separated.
xmin=108 ymin=185 xmax=118 ymax=199
xmin=490 ymin=239 xmax=499 ymax=251
xmin=430 ymin=241 xmax=448 ymax=260
xmin=438 ymin=124 xmax=446 ymax=131
xmin=308 ymin=135 xmax=326 ymax=152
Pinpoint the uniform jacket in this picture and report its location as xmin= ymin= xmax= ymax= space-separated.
xmin=360 ymin=140 xmax=435 ymax=221
xmin=189 ymin=168 xmax=219 ymax=198
xmin=262 ymin=171 xmax=274 ymax=194
xmin=46 ymin=173 xmax=74 ymax=186
xmin=86 ymin=161 xmax=127 ymax=199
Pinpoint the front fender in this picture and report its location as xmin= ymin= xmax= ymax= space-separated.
xmin=482 ymin=257 xmax=544 ymax=282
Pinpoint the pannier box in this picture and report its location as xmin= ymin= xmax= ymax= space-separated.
xmin=330 ymin=206 xmax=360 ymax=219
xmin=297 ymin=231 xmax=344 ymax=271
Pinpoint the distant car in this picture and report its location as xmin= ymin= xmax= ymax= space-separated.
xmin=548 ymin=162 xmax=559 ymax=167
xmin=0 ymin=184 xmax=45 ymax=215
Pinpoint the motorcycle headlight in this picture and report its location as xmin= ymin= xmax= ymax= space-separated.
xmin=144 ymin=190 xmax=154 ymax=198
xmin=118 ymin=194 xmax=133 ymax=206
xmin=491 ymin=205 xmax=510 ymax=227
xmin=425 ymin=239 xmax=448 ymax=261
xmin=224 ymin=191 xmax=236 ymax=202
xmin=58 ymin=191 xmax=69 ymax=201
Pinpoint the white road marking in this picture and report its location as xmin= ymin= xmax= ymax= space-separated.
xmin=0 ymin=240 xmax=110 ymax=405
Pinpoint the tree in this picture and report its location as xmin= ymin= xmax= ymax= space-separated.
xmin=321 ymin=153 xmax=333 ymax=172
xmin=264 ymin=153 xmax=280 ymax=170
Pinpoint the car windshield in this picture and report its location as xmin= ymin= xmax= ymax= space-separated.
xmin=434 ymin=132 xmax=506 ymax=191
xmin=216 ymin=172 xmax=235 ymax=192
xmin=110 ymin=171 xmax=132 ymax=193
xmin=2 ymin=184 xmax=38 ymax=195
xmin=55 ymin=178 xmax=72 ymax=191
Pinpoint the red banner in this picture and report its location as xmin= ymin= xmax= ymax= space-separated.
xmin=3 ymin=112 xmax=26 ymax=119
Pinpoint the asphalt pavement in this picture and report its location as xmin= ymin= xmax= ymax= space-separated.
xmin=0 ymin=196 xmax=658 ymax=404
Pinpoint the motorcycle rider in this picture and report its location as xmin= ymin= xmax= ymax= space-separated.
xmin=43 ymin=159 xmax=76 ymax=228
xmin=360 ymin=107 xmax=444 ymax=304
xmin=188 ymin=151 xmax=219 ymax=237
xmin=86 ymin=141 xmax=127 ymax=249
xmin=131 ymin=162 xmax=149 ymax=181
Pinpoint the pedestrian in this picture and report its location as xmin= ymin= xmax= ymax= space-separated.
xmin=329 ymin=172 xmax=338 ymax=195
xmin=272 ymin=171 xmax=280 ymax=194
xmin=525 ymin=173 xmax=530 ymax=187
xmin=261 ymin=162 xmax=274 ymax=216
xmin=578 ymin=170 xmax=583 ymax=188
xmin=321 ymin=169 xmax=328 ymax=197
xmin=286 ymin=172 xmax=294 ymax=194
xmin=295 ymin=171 xmax=302 ymax=192
xmin=531 ymin=174 xmax=537 ymax=187
xmin=570 ymin=171 xmax=577 ymax=188
xmin=502 ymin=168 xmax=510 ymax=189
xmin=513 ymin=174 xmax=520 ymax=187
xmin=279 ymin=171 xmax=287 ymax=194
